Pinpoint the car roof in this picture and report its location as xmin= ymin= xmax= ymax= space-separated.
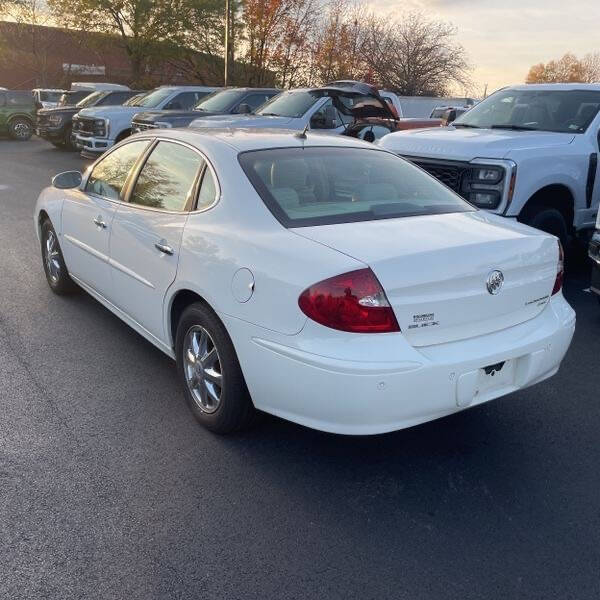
xmin=216 ymin=87 xmax=280 ymax=93
xmin=502 ymin=83 xmax=600 ymax=92
xmin=145 ymin=127 xmax=378 ymax=153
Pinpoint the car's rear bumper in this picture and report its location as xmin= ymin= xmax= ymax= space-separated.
xmin=223 ymin=294 xmax=575 ymax=435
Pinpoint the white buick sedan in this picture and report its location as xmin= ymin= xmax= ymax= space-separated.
xmin=35 ymin=129 xmax=575 ymax=435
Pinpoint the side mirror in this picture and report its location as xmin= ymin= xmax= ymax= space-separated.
xmin=52 ymin=170 xmax=82 ymax=189
xmin=237 ymin=103 xmax=252 ymax=114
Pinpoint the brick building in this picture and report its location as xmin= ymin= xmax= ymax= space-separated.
xmin=0 ymin=21 xmax=226 ymax=90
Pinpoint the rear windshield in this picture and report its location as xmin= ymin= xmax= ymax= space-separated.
xmin=239 ymin=147 xmax=473 ymax=228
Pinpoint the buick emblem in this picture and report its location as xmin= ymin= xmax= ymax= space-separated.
xmin=486 ymin=270 xmax=504 ymax=295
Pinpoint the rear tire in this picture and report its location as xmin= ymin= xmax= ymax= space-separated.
xmin=520 ymin=207 xmax=569 ymax=249
xmin=175 ymin=302 xmax=257 ymax=434
xmin=40 ymin=219 xmax=78 ymax=295
xmin=8 ymin=117 xmax=33 ymax=141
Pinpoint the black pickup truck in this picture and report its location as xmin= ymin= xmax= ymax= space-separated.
xmin=37 ymin=89 xmax=140 ymax=150
xmin=131 ymin=88 xmax=280 ymax=132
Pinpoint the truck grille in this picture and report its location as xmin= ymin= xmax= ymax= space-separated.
xmin=76 ymin=117 xmax=105 ymax=137
xmin=407 ymin=158 xmax=471 ymax=196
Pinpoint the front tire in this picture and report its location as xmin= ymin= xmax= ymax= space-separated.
xmin=175 ymin=302 xmax=256 ymax=434
xmin=521 ymin=207 xmax=569 ymax=249
xmin=40 ymin=219 xmax=78 ymax=295
xmin=8 ymin=118 xmax=33 ymax=141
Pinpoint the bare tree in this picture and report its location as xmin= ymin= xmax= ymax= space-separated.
xmin=364 ymin=11 xmax=471 ymax=96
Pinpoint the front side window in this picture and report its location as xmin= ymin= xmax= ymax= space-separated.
xmin=454 ymin=89 xmax=600 ymax=133
xmin=129 ymin=141 xmax=203 ymax=211
xmin=165 ymin=92 xmax=201 ymax=110
xmin=86 ymin=140 xmax=150 ymax=200
xmin=239 ymin=147 xmax=474 ymax=228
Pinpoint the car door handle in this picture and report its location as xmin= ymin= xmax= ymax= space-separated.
xmin=93 ymin=216 xmax=107 ymax=229
xmin=155 ymin=241 xmax=174 ymax=255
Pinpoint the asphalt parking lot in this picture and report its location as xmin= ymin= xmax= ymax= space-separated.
xmin=1 ymin=137 xmax=599 ymax=600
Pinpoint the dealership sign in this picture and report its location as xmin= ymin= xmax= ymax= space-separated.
xmin=62 ymin=63 xmax=106 ymax=75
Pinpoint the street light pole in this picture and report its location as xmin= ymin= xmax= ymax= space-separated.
xmin=224 ymin=0 xmax=229 ymax=86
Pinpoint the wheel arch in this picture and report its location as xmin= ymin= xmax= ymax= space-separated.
xmin=519 ymin=184 xmax=575 ymax=231
xmin=7 ymin=112 xmax=34 ymax=126
xmin=115 ymin=128 xmax=131 ymax=143
xmin=168 ymin=288 xmax=217 ymax=350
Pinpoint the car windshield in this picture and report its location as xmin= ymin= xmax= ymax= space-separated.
xmin=454 ymin=88 xmax=600 ymax=133
xmin=239 ymin=147 xmax=473 ymax=228
xmin=76 ymin=91 xmax=106 ymax=108
xmin=195 ymin=89 xmax=245 ymax=112
xmin=134 ymin=88 xmax=175 ymax=108
xmin=256 ymin=90 xmax=318 ymax=117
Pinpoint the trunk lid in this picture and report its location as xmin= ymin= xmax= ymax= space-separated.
xmin=292 ymin=211 xmax=558 ymax=346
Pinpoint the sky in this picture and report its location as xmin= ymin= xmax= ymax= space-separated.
xmin=369 ymin=0 xmax=600 ymax=96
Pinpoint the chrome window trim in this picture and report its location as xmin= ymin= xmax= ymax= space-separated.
xmin=82 ymin=136 xmax=221 ymax=215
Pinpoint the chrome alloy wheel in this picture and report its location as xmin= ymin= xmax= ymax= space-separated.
xmin=44 ymin=230 xmax=61 ymax=284
xmin=14 ymin=121 xmax=31 ymax=139
xmin=183 ymin=325 xmax=223 ymax=413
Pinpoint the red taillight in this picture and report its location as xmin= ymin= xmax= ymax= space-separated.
xmin=298 ymin=268 xmax=400 ymax=333
xmin=552 ymin=240 xmax=564 ymax=295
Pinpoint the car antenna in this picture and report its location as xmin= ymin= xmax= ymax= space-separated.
xmin=295 ymin=122 xmax=309 ymax=140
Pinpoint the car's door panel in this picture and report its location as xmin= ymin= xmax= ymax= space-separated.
xmin=61 ymin=191 xmax=116 ymax=292
xmin=108 ymin=140 xmax=204 ymax=342
xmin=60 ymin=139 xmax=151 ymax=296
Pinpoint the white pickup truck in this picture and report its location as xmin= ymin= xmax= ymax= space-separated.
xmin=379 ymin=84 xmax=600 ymax=246
xmin=73 ymin=85 xmax=219 ymax=157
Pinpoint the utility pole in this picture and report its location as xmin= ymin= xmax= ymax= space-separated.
xmin=224 ymin=0 xmax=229 ymax=86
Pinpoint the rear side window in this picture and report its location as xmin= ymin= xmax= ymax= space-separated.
xmin=86 ymin=140 xmax=149 ymax=200
xmin=239 ymin=147 xmax=474 ymax=228
xmin=7 ymin=92 xmax=34 ymax=107
xmin=129 ymin=141 xmax=203 ymax=211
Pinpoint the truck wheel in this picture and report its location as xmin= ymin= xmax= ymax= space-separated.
xmin=8 ymin=118 xmax=33 ymax=141
xmin=522 ymin=207 xmax=569 ymax=248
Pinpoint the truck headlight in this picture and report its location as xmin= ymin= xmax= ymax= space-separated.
xmin=472 ymin=167 xmax=503 ymax=183
xmin=461 ymin=163 xmax=511 ymax=210
xmin=155 ymin=122 xmax=172 ymax=128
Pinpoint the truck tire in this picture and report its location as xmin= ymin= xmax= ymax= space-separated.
xmin=521 ymin=207 xmax=569 ymax=249
xmin=8 ymin=117 xmax=33 ymax=141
